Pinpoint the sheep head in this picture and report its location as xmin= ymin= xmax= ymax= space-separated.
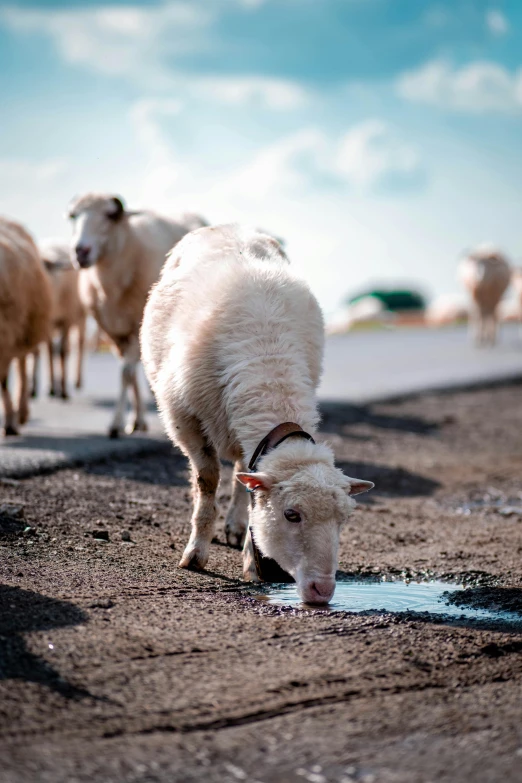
xmin=68 ymin=193 xmax=126 ymax=268
xmin=237 ymin=439 xmax=373 ymax=605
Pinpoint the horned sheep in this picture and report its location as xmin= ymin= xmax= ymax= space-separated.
xmin=0 ymin=217 xmax=52 ymax=435
xmin=141 ymin=224 xmax=373 ymax=605
xmin=459 ymin=245 xmax=511 ymax=346
xmin=68 ymin=193 xmax=207 ymax=437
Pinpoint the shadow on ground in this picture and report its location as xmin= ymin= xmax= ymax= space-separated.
xmin=84 ymin=446 xmax=187 ymax=486
xmin=0 ymin=585 xmax=90 ymax=699
xmin=0 ymin=433 xmax=170 ymax=479
xmin=336 ymin=460 xmax=440 ymax=497
xmin=93 ymin=397 xmax=158 ymax=414
xmin=319 ymin=401 xmax=438 ymax=436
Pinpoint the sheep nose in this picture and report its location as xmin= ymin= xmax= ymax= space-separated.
xmin=302 ymin=579 xmax=336 ymax=605
xmin=75 ymin=245 xmax=91 ymax=266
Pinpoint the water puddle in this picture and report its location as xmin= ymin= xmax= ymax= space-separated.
xmin=455 ymin=490 xmax=522 ymax=518
xmin=263 ymin=577 xmax=522 ymax=624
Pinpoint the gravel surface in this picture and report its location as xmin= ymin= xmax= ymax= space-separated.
xmin=1 ymin=382 xmax=522 ymax=782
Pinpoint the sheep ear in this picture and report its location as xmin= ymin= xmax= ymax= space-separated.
xmin=236 ymin=472 xmax=272 ymax=491
xmin=347 ymin=478 xmax=374 ymax=496
xmin=108 ymin=196 xmax=125 ymax=221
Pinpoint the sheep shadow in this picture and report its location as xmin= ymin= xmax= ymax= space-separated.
xmin=319 ymin=400 xmax=438 ymax=437
xmin=335 ymin=459 xmax=440 ymax=499
xmin=0 ymin=432 xmax=173 ymax=480
xmin=0 ymin=585 xmax=90 ymax=699
xmin=83 ymin=444 xmax=188 ymax=486
xmin=93 ymin=397 xmax=158 ymax=414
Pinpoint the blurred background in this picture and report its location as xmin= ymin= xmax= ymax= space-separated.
xmin=2 ymin=0 xmax=522 ymax=322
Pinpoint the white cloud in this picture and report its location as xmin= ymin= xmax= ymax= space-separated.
xmin=335 ymin=120 xmax=420 ymax=190
xmin=397 ymin=59 xmax=522 ymax=113
xmin=0 ymin=3 xmax=214 ymax=88
xmin=214 ymin=129 xmax=326 ymax=203
xmin=0 ymin=157 xmax=72 ymax=237
xmin=128 ymin=101 xmax=422 ymax=216
xmin=486 ymin=9 xmax=509 ymax=36
xmin=0 ymin=2 xmax=309 ymax=109
xmin=197 ymin=76 xmax=309 ymax=110
xmin=0 ymin=157 xmax=68 ymax=183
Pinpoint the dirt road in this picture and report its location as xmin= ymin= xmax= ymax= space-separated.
xmin=2 ymin=382 xmax=522 ymax=782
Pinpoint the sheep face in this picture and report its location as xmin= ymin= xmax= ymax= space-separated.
xmin=69 ymin=195 xmax=124 ymax=268
xmin=238 ymin=451 xmax=373 ymax=605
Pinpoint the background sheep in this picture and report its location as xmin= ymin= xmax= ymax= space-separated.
xmin=512 ymin=267 xmax=522 ymax=326
xmin=459 ymin=245 xmax=511 ymax=346
xmin=141 ymin=224 xmax=373 ymax=605
xmin=69 ymin=193 xmax=207 ymax=437
xmin=0 ymin=217 xmax=52 ymax=435
xmin=32 ymin=239 xmax=87 ymax=400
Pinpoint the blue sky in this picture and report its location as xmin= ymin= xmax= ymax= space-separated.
xmin=1 ymin=0 xmax=522 ymax=314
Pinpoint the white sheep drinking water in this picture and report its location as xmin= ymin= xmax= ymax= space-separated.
xmin=141 ymin=224 xmax=373 ymax=605
xmin=68 ymin=193 xmax=207 ymax=437
xmin=459 ymin=245 xmax=511 ymax=346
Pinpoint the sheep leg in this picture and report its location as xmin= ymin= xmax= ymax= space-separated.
xmin=75 ymin=317 xmax=86 ymax=390
xmin=109 ymin=337 xmax=139 ymax=438
xmin=109 ymin=370 xmax=131 ymax=438
xmin=225 ymin=459 xmax=249 ymax=548
xmin=48 ymin=338 xmax=56 ymax=396
xmin=59 ymin=327 xmax=70 ymax=400
xmin=242 ymin=530 xmax=259 ymax=582
xmin=1 ymin=369 xmax=18 ymax=436
xmin=488 ymin=314 xmax=498 ymax=346
xmin=30 ymin=349 xmax=39 ymax=398
xmin=127 ymin=373 xmax=148 ymax=434
xmin=471 ymin=308 xmax=483 ymax=347
xmin=17 ymin=356 xmax=29 ymax=426
xmin=179 ymin=426 xmax=220 ymax=571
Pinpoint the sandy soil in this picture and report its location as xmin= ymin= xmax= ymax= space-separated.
xmin=1 ymin=382 xmax=522 ymax=783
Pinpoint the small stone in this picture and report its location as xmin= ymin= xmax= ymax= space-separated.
xmin=93 ymin=530 xmax=109 ymax=541
xmin=497 ymin=507 xmax=522 ymax=518
xmin=22 ymin=526 xmax=36 ymax=537
xmin=121 ymin=530 xmax=132 ymax=542
xmin=0 ymin=503 xmax=25 ymax=520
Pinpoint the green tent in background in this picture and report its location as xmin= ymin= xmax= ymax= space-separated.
xmin=346 ymin=289 xmax=426 ymax=313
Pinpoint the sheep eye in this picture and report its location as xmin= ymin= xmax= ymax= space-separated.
xmin=284 ymin=509 xmax=301 ymax=523
xmin=68 ymin=213 xmax=77 ymax=220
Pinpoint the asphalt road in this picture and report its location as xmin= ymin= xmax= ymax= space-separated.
xmin=1 ymin=324 xmax=521 ymax=477
xmin=321 ymin=323 xmax=522 ymax=402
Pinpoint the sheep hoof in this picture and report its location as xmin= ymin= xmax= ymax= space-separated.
xmin=30 ymin=389 xmax=37 ymax=399
xmin=108 ymin=426 xmax=122 ymax=439
xmin=18 ymin=412 xmax=29 ymax=426
xmin=179 ymin=545 xmax=208 ymax=571
xmin=60 ymin=391 xmax=70 ymax=401
xmin=243 ymin=564 xmax=260 ymax=582
xmin=4 ymin=425 xmax=19 ymax=437
xmin=225 ymin=524 xmax=246 ymax=550
xmin=126 ymin=419 xmax=148 ymax=435
xmin=49 ymin=388 xmax=56 ymax=397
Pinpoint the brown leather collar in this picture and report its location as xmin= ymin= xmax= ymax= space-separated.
xmin=248 ymin=422 xmax=315 ymax=471
xmin=247 ymin=422 xmax=315 ymax=583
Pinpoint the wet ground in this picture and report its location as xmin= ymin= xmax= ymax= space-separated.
xmin=1 ymin=381 xmax=522 ymax=782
